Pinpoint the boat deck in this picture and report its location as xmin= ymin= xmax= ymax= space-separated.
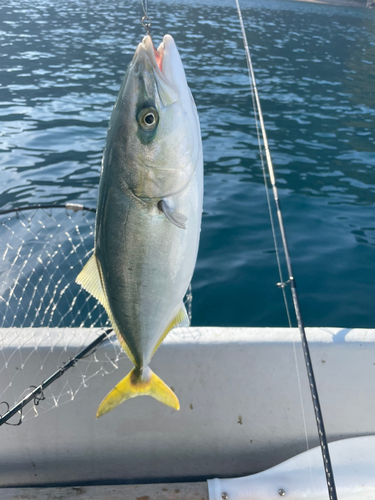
xmin=1 ymin=327 xmax=375 ymax=488
xmin=2 ymin=483 xmax=208 ymax=500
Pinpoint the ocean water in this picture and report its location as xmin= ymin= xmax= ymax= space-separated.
xmin=0 ymin=0 xmax=375 ymax=329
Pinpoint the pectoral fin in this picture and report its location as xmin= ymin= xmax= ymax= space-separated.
xmin=96 ymin=366 xmax=180 ymax=418
xmin=158 ymin=200 xmax=187 ymax=229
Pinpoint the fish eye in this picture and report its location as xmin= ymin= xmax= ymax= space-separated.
xmin=138 ymin=107 xmax=159 ymax=131
xmin=145 ymin=113 xmax=154 ymax=125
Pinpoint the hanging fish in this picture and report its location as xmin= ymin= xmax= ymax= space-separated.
xmin=76 ymin=34 xmax=203 ymax=417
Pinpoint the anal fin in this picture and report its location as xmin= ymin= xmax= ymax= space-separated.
xmin=152 ymin=303 xmax=190 ymax=357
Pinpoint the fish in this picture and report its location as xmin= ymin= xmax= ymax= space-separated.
xmin=76 ymin=34 xmax=203 ymax=417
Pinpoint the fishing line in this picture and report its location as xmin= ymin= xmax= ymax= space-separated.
xmin=253 ymin=79 xmax=313 ymax=479
xmin=141 ymin=0 xmax=152 ymax=36
xmin=242 ymin=13 xmax=313 ymax=486
xmin=235 ymin=1 xmax=338 ymax=499
xmin=247 ymin=49 xmax=292 ymax=329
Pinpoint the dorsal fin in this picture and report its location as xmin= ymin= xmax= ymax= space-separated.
xmin=76 ymin=254 xmax=109 ymax=310
xmin=76 ymin=254 xmax=136 ymax=365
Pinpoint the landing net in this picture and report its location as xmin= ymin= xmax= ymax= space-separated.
xmin=0 ymin=205 xmax=193 ymax=425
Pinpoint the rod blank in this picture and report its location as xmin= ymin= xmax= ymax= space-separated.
xmin=234 ymin=1 xmax=338 ymax=499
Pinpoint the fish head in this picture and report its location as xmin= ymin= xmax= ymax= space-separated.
xmin=108 ymin=34 xmax=201 ymax=200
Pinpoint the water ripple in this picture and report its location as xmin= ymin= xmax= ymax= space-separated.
xmin=1 ymin=0 xmax=375 ymax=327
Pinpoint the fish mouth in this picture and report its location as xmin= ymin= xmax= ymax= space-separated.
xmin=134 ymin=34 xmax=186 ymax=106
xmin=142 ymin=35 xmax=164 ymax=73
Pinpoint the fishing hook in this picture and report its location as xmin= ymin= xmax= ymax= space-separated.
xmin=141 ymin=0 xmax=151 ymax=36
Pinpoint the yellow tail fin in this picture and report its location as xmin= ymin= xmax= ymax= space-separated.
xmin=96 ymin=366 xmax=180 ymax=418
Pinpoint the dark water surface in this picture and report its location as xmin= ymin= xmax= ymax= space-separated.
xmin=1 ymin=0 xmax=375 ymax=328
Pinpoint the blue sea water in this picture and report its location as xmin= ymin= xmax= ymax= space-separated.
xmin=0 ymin=0 xmax=375 ymax=328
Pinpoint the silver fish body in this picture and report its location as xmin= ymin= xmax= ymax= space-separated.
xmin=77 ymin=34 xmax=203 ymax=416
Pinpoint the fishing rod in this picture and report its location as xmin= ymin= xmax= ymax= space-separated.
xmin=234 ymin=1 xmax=338 ymax=499
xmin=0 ymin=329 xmax=112 ymax=426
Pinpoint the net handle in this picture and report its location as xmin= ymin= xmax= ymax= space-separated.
xmin=0 ymin=203 xmax=96 ymax=216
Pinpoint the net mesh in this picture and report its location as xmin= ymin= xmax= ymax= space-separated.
xmin=0 ymin=207 xmax=105 ymax=329
xmin=0 ymin=206 xmax=193 ymax=424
